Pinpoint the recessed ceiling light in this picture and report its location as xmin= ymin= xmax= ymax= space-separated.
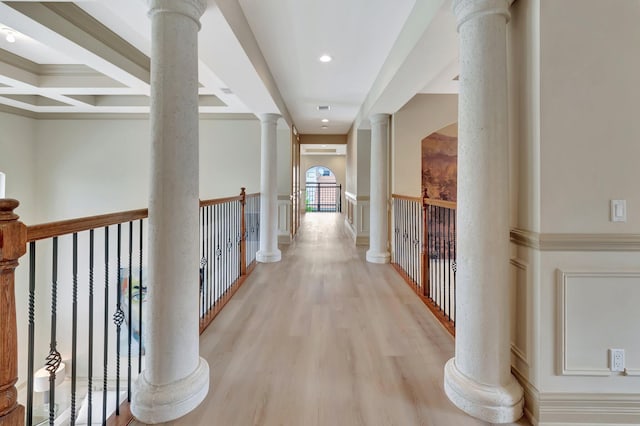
xmin=322 ymin=145 xmax=328 ymax=147
xmin=321 ymin=119 xmax=329 ymax=123
xmin=321 ymin=125 xmax=328 ymax=129
xmin=319 ymin=54 xmax=332 ymax=63
xmin=3 ymin=29 xmax=16 ymax=43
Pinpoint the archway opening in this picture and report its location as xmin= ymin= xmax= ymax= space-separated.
xmin=304 ymin=166 xmax=341 ymax=212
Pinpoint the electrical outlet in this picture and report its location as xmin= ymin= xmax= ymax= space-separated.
xmin=610 ymin=349 xmax=625 ymax=372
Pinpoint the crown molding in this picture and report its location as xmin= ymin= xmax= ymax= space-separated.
xmin=0 ymin=106 xmax=258 ymax=121
xmin=0 ymin=103 xmax=37 ymax=119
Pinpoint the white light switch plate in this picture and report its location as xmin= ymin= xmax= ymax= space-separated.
xmin=611 ymin=200 xmax=627 ymax=222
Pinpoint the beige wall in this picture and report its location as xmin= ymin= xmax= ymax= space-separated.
xmin=200 ymin=118 xmax=262 ymax=199
xmin=345 ymin=127 xmax=371 ymax=197
xmin=392 ymin=94 xmax=458 ymax=197
xmin=277 ymin=127 xmax=292 ymax=196
xmin=356 ymin=129 xmax=371 ymax=197
xmin=540 ymin=0 xmax=640 ymax=235
xmin=510 ymin=1 xmax=640 ymax=422
xmin=0 ymin=111 xmax=37 ymax=223
xmin=30 ymin=117 xmax=261 ymax=222
xmin=346 ymin=126 xmax=357 ymax=194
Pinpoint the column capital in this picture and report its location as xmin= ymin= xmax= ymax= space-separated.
xmin=148 ymin=0 xmax=207 ymax=29
xmin=259 ymin=113 xmax=281 ymax=124
xmin=453 ymin=0 xmax=512 ymax=31
xmin=369 ymin=113 xmax=390 ymax=126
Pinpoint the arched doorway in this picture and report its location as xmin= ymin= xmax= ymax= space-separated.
xmin=304 ymin=166 xmax=341 ymax=212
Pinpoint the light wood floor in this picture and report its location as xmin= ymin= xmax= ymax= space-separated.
xmin=134 ymin=213 xmax=530 ymax=426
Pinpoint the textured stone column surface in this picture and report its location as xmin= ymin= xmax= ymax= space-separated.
xmin=366 ymin=113 xmax=391 ymax=264
xmin=256 ymin=113 xmax=282 ymax=263
xmin=131 ymin=0 xmax=209 ymax=423
xmin=443 ymin=0 xmax=523 ymax=423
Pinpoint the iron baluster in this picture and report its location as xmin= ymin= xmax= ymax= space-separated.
xmin=26 ymin=242 xmax=36 ymax=425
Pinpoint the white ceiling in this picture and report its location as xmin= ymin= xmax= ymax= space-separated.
xmin=0 ymin=0 xmax=458 ymax=131
xmin=239 ymin=0 xmax=415 ymax=134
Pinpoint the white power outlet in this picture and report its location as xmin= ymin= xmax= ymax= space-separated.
xmin=610 ymin=349 xmax=625 ymax=372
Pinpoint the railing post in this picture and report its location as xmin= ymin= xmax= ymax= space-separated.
xmin=240 ymin=187 xmax=247 ymax=276
xmin=421 ymin=199 xmax=429 ymax=298
xmin=0 ymin=199 xmax=27 ymax=426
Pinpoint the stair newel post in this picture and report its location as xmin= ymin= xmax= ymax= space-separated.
xmin=0 ymin=199 xmax=27 ymax=426
xmin=240 ymin=188 xmax=247 ymax=276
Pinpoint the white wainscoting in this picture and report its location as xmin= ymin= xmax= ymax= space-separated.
xmin=557 ymin=270 xmax=640 ymax=376
xmin=277 ymin=196 xmax=291 ymax=244
xmin=344 ymin=191 xmax=369 ymax=246
xmin=510 ymin=258 xmax=530 ymax=370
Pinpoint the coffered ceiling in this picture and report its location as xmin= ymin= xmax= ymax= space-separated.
xmin=0 ymin=0 xmax=458 ymax=132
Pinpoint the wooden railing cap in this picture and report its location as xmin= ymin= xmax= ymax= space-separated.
xmin=0 ymin=199 xmax=20 ymax=221
xmin=0 ymin=199 xmax=27 ymax=261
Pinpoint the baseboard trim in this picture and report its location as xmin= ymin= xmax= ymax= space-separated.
xmin=538 ymin=392 xmax=640 ymax=425
xmin=512 ymin=367 xmax=540 ymax=426
xmin=344 ymin=218 xmax=356 ymax=241
xmin=510 ymin=368 xmax=640 ymax=425
xmin=355 ymin=235 xmax=369 ymax=246
xmin=343 ymin=218 xmax=368 ymax=246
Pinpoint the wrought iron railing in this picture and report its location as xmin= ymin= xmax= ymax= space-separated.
xmin=392 ymin=196 xmax=423 ymax=291
xmin=245 ymin=193 xmax=260 ymax=268
xmin=198 ymin=189 xmax=260 ymax=331
xmin=25 ymin=209 xmax=149 ymax=426
xmin=425 ymin=199 xmax=457 ymax=333
xmin=0 ymin=189 xmax=258 ymax=426
xmin=391 ymin=195 xmax=457 ymax=336
xmin=305 ymin=183 xmax=341 ymax=212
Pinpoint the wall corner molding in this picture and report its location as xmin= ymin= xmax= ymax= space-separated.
xmin=511 ymin=367 xmax=540 ymax=426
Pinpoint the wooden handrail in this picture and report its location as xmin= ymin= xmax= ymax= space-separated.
xmin=200 ymin=195 xmax=242 ymax=207
xmin=27 ymin=209 xmax=149 ymax=242
xmin=423 ymin=198 xmax=457 ymax=209
xmin=391 ymin=194 xmax=422 ymax=202
xmin=27 ymin=192 xmax=259 ymax=242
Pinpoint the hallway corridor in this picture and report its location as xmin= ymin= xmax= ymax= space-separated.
xmin=137 ymin=213 xmax=528 ymax=426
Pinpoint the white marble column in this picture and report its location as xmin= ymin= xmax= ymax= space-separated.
xmin=443 ymin=0 xmax=523 ymax=423
xmin=256 ymin=113 xmax=282 ymax=263
xmin=366 ymin=114 xmax=390 ymax=264
xmin=131 ymin=0 xmax=209 ymax=423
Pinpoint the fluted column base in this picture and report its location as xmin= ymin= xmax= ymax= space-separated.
xmin=132 ymin=358 xmax=209 ymax=424
xmin=444 ymin=359 xmax=523 ymax=424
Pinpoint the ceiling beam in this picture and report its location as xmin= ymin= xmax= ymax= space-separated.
xmin=1 ymin=1 xmax=150 ymax=90
xmin=352 ymin=0 xmax=458 ymax=129
xmin=213 ymin=0 xmax=294 ymax=125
